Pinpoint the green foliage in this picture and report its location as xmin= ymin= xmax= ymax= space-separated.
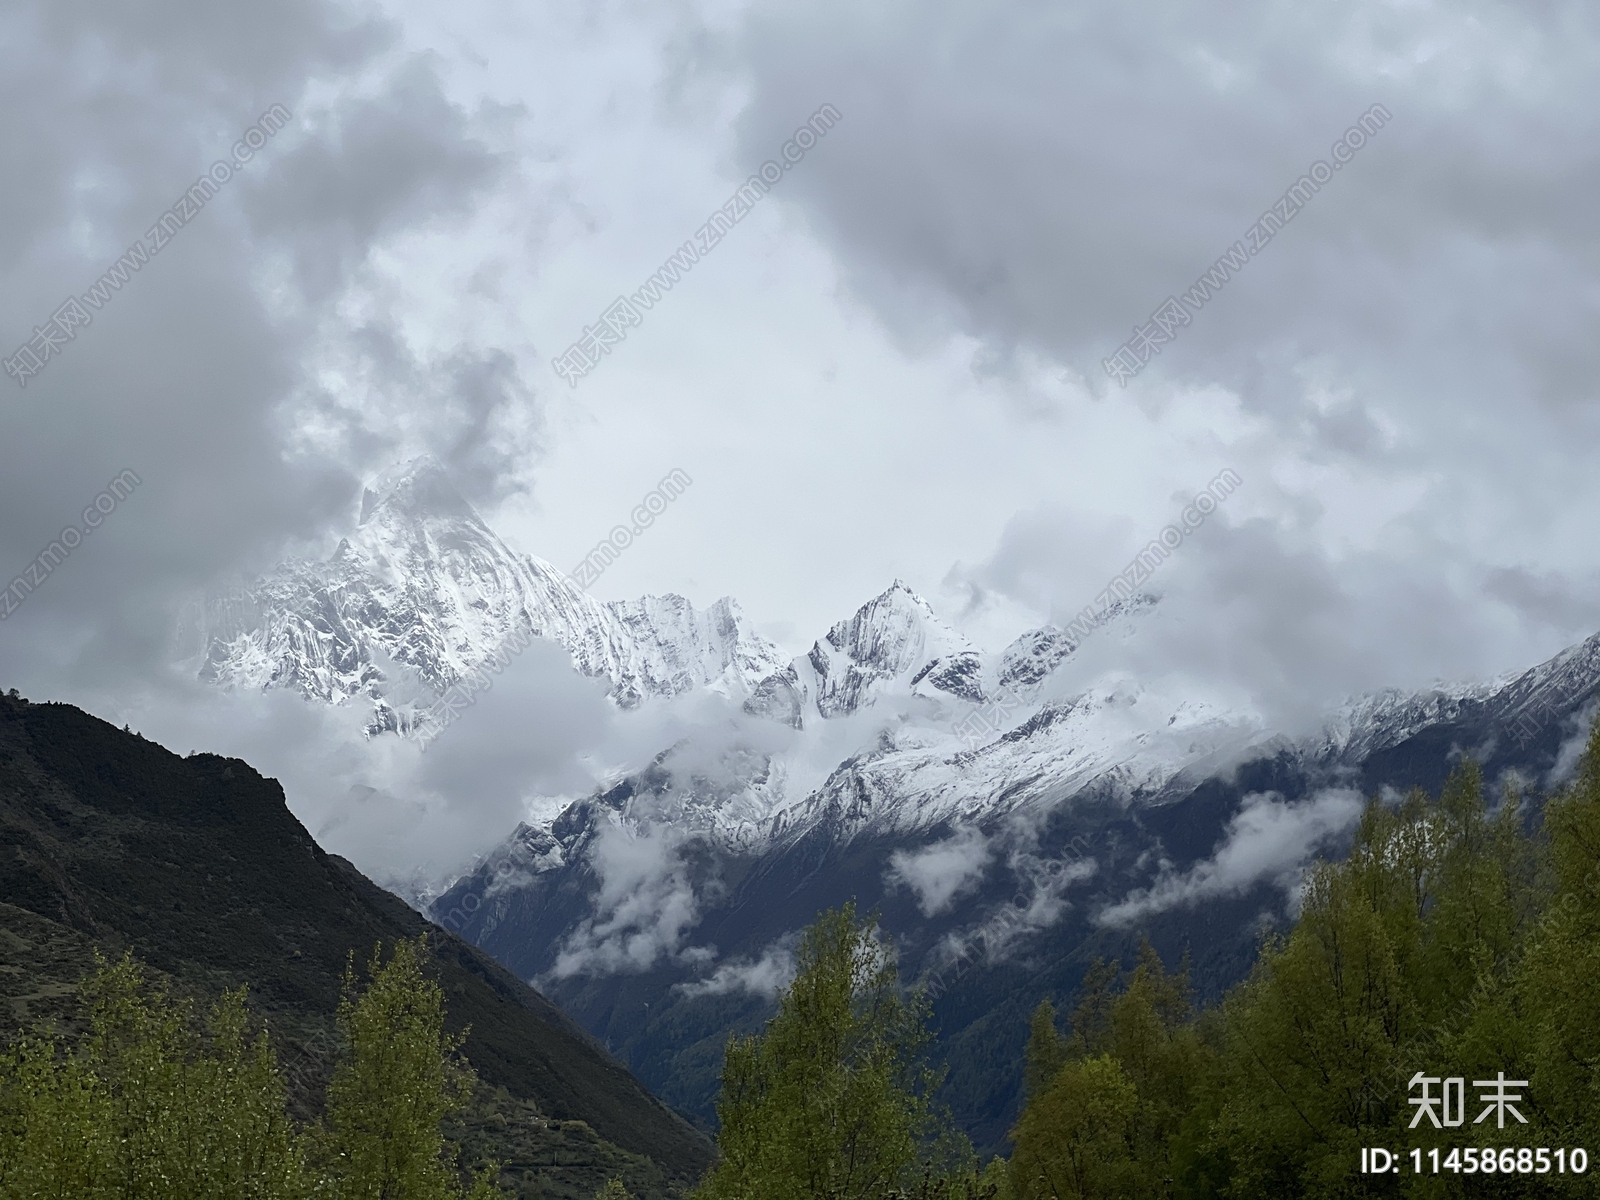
xmin=314 ymin=937 xmax=493 ymax=1198
xmin=695 ymin=903 xmax=969 ymax=1200
xmin=0 ymin=939 xmax=501 ymax=1200
xmin=1021 ymin=1001 xmax=1065 ymax=1103
xmin=1011 ymin=944 xmax=1218 ymax=1199
xmin=0 ymin=952 xmax=305 ymax=1199
xmin=1003 ymin=744 xmax=1600 ymax=1198
xmin=1210 ymin=762 xmax=1545 ymax=1198
xmin=1513 ymin=719 xmax=1600 ymax=1148
xmin=1012 ymin=1054 xmax=1137 ymax=1199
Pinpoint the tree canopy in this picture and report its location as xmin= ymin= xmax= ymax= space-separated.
xmin=696 ymin=902 xmax=1001 ymax=1200
xmin=1008 ymin=723 xmax=1600 ymax=1198
xmin=0 ymin=936 xmax=498 ymax=1200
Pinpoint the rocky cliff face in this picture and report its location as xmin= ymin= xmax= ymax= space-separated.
xmin=805 ymin=580 xmax=986 ymax=716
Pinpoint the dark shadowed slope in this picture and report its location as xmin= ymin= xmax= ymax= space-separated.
xmin=0 ymin=690 xmax=713 ymax=1196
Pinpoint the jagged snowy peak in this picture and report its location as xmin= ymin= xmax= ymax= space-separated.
xmin=469 ymin=590 xmax=1237 ymax=864
xmin=1312 ymin=630 xmax=1600 ymax=767
xmin=993 ymin=594 xmax=1161 ymax=699
xmin=196 ymin=457 xmax=786 ymax=723
xmin=996 ymin=627 xmax=1074 ymax=694
xmin=1492 ymin=630 xmax=1600 ymax=722
xmin=500 ymin=666 xmax=1268 ymax=879
xmin=482 ymin=590 xmax=1600 ymax=877
xmin=607 ymin=595 xmax=789 ymax=707
xmin=744 ymin=663 xmax=808 ymax=729
xmin=745 ymin=671 xmax=1265 ymax=847
xmin=806 ymin=581 xmax=985 ymax=717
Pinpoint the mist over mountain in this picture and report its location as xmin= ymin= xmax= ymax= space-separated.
xmin=184 ymin=463 xmax=1600 ymax=1152
xmin=6 ymin=3 xmax=1600 ymax=1193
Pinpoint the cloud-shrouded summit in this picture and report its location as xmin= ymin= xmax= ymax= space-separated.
xmin=192 ymin=455 xmax=789 ymax=729
xmin=5 ymin=0 xmax=1600 ymax=1178
xmin=6 ymin=0 xmax=1600 ymax=768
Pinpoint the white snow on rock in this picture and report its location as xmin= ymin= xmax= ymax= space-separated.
xmin=193 ymin=457 xmax=789 ymax=729
xmin=196 ymin=457 xmax=1600 ymax=882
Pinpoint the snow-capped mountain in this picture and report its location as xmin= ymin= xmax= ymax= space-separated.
xmin=804 ymin=581 xmax=986 ymax=716
xmin=191 ymin=458 xmax=790 ymax=725
xmin=433 ymin=611 xmax=1600 ymax=1147
xmin=191 ymin=457 xmax=1600 ymax=1151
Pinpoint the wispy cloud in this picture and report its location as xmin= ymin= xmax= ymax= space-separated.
xmin=676 ymin=938 xmax=798 ymax=999
xmin=887 ymin=825 xmax=993 ymax=916
xmin=1097 ymin=787 xmax=1364 ymax=926
xmin=549 ymin=821 xmax=713 ymax=978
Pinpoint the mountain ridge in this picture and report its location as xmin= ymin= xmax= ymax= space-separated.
xmin=0 ymin=689 xmax=713 ymax=1196
xmin=182 ymin=458 xmax=1600 ymax=1154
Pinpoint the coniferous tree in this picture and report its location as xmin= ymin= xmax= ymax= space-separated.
xmin=1003 ymin=753 xmax=1580 ymax=1199
xmin=1011 ymin=945 xmax=1218 ymax=1200
xmin=1512 ymin=719 xmax=1600 ymax=1150
xmin=1021 ymin=1000 xmax=1066 ymax=1104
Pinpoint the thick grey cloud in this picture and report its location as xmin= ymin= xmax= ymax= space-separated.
xmin=0 ymin=0 xmax=525 ymax=698
xmin=0 ymin=0 xmax=555 ymax=890
xmin=6 ymin=0 xmax=1600 ymax=898
xmin=955 ymin=492 xmax=1600 ymax=732
xmin=244 ymin=54 xmax=508 ymax=301
xmin=730 ymin=0 xmax=1600 ymax=424
xmin=721 ymin=0 xmax=1600 ymax=713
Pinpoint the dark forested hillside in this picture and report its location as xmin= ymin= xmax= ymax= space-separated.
xmin=0 ymin=690 xmax=713 ymax=1199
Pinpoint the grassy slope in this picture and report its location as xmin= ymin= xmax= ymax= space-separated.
xmin=0 ymin=693 xmax=714 ymax=1198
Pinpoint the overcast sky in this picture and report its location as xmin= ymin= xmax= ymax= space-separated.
xmin=3 ymin=0 xmax=1599 ymax=878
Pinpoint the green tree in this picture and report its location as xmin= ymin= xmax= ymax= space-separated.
xmin=315 ymin=937 xmax=499 ymax=1199
xmin=0 ymin=1029 xmax=117 ymax=1197
xmin=1513 ymin=719 xmax=1600 ymax=1149
xmin=1021 ymin=999 xmax=1067 ymax=1104
xmin=1212 ymin=761 xmax=1549 ymax=1197
xmin=0 ymin=940 xmax=503 ymax=1199
xmin=1012 ymin=945 xmax=1219 ymax=1200
xmin=1011 ymin=1054 xmax=1138 ymax=1200
xmin=0 ymin=952 xmax=305 ymax=1199
xmin=695 ymin=903 xmax=959 ymax=1200
xmin=1212 ymin=855 xmax=1412 ymax=1197
xmin=1004 ymin=753 xmax=1580 ymax=1198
